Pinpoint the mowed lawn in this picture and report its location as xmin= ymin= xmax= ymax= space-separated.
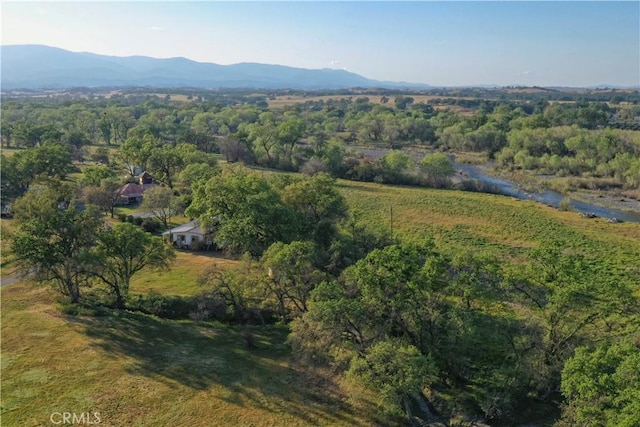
xmin=130 ymin=250 xmax=241 ymax=296
xmin=1 ymin=284 xmax=390 ymax=426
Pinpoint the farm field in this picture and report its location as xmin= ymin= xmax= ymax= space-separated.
xmin=2 ymin=181 xmax=639 ymax=426
xmin=265 ymin=87 xmax=584 ymax=109
xmin=267 ymin=94 xmax=452 ymax=108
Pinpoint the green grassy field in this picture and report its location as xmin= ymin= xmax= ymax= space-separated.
xmin=339 ymin=180 xmax=640 ymax=283
xmin=2 ymin=180 xmax=639 ymax=426
xmin=130 ymin=251 xmax=241 ymax=296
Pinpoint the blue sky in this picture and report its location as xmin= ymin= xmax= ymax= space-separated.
xmin=2 ymin=1 xmax=639 ymax=87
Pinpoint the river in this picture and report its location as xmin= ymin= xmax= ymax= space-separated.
xmin=351 ymin=146 xmax=640 ymax=223
xmin=453 ymin=163 xmax=640 ymax=223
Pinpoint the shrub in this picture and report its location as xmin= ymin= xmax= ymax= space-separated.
xmin=558 ymin=198 xmax=575 ymax=212
xmin=243 ymin=329 xmax=256 ymax=348
xmin=300 ymin=157 xmax=328 ymax=176
xmin=189 ymin=291 xmax=229 ymax=322
xmin=141 ymin=218 xmax=161 ymax=233
xmin=117 ymin=213 xmax=127 ymax=222
xmin=126 ymin=215 xmax=135 ymax=223
xmin=58 ymin=302 xmax=82 ymax=316
xmin=128 ymin=291 xmax=196 ymax=319
xmin=190 ymin=239 xmax=207 ymax=251
xmin=133 ymin=216 xmax=144 ymax=226
xmin=58 ymin=301 xmax=113 ymax=317
xmin=454 ymin=179 xmax=503 ymax=195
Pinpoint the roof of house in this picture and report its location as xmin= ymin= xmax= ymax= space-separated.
xmin=117 ymin=183 xmax=157 ymax=198
xmin=161 ymin=220 xmax=207 ymax=236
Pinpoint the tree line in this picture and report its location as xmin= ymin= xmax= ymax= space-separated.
xmin=3 ymin=92 xmax=639 ymax=195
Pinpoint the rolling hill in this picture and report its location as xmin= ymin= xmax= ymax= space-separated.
xmin=0 ymin=45 xmax=431 ymax=90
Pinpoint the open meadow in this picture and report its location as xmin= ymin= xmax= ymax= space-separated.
xmin=340 ymin=180 xmax=640 ymax=281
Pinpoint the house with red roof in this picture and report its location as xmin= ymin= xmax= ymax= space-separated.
xmin=114 ymin=171 xmax=157 ymax=205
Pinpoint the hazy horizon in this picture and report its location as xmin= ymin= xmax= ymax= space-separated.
xmin=2 ymin=1 xmax=639 ymax=88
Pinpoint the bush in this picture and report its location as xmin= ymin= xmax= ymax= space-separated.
xmin=558 ymin=198 xmax=575 ymax=212
xmin=126 ymin=215 xmax=135 ymax=223
xmin=58 ymin=302 xmax=82 ymax=316
xmin=243 ymin=329 xmax=257 ymax=348
xmin=189 ymin=292 xmax=229 ymax=322
xmin=58 ymin=301 xmax=113 ymax=317
xmin=190 ymin=239 xmax=207 ymax=251
xmin=128 ymin=291 xmax=195 ymax=319
xmin=90 ymin=147 xmax=110 ymax=164
xmin=454 ymin=179 xmax=503 ymax=195
xmin=133 ymin=216 xmax=144 ymax=226
xmin=141 ymin=218 xmax=162 ymax=233
xmin=300 ymin=157 xmax=328 ymax=176
xmin=117 ymin=213 xmax=127 ymax=222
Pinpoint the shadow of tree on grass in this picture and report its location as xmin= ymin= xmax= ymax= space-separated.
xmin=80 ymin=311 xmax=391 ymax=426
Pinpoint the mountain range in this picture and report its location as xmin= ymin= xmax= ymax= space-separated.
xmin=1 ymin=45 xmax=431 ymax=90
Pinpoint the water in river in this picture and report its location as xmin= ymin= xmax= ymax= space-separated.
xmin=454 ymin=162 xmax=640 ymax=223
xmin=351 ymin=146 xmax=640 ymax=223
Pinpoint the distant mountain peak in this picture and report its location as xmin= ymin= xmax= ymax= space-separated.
xmin=0 ymin=44 xmax=431 ymax=90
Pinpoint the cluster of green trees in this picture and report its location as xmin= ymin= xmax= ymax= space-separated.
xmin=1 ymin=136 xmax=218 ymax=217
xmin=285 ymin=240 xmax=637 ymax=423
xmin=495 ymin=127 xmax=640 ymax=187
xmin=168 ymin=163 xmax=639 ymax=423
xmin=1 ymin=144 xmax=77 ymax=204
xmin=10 ymin=181 xmax=174 ymax=308
xmin=187 ymin=169 xmax=348 ymax=255
xmin=6 ymin=160 xmax=638 ymax=425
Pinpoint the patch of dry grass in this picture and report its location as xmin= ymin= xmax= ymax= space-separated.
xmin=267 ymin=94 xmax=479 ymax=108
xmin=1 ymin=284 xmax=394 ymax=426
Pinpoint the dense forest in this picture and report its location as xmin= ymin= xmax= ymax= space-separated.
xmin=1 ymin=88 xmax=639 ymax=426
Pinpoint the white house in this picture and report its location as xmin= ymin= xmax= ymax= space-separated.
xmin=162 ymin=220 xmax=213 ymax=250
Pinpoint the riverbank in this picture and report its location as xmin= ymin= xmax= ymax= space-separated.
xmin=455 ymin=161 xmax=640 ymax=222
xmin=473 ymin=165 xmax=640 ymax=214
xmin=347 ymin=145 xmax=640 ymax=222
xmin=570 ymin=191 xmax=640 ymax=214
